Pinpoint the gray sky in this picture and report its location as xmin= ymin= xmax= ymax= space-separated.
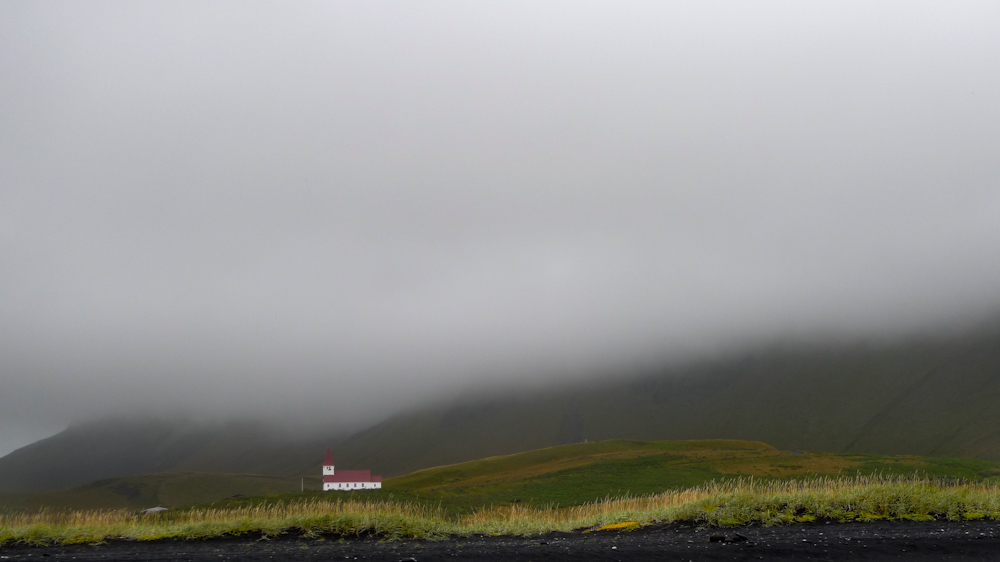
xmin=2 ymin=1 xmax=1000 ymax=458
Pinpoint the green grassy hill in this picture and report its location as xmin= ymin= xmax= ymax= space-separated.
xmin=8 ymin=441 xmax=1000 ymax=545
xmin=5 ymin=439 xmax=999 ymax=513
xmin=193 ymin=439 xmax=1000 ymax=515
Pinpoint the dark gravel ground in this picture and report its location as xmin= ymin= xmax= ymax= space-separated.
xmin=3 ymin=521 xmax=1000 ymax=561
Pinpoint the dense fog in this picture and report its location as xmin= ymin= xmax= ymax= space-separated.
xmin=2 ymin=1 xmax=999 ymax=457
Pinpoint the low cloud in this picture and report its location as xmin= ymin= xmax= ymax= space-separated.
xmin=2 ymin=1 xmax=999 ymax=455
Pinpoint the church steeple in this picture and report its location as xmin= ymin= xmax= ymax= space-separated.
xmin=321 ymin=447 xmax=381 ymax=491
xmin=323 ymin=447 xmax=335 ymax=476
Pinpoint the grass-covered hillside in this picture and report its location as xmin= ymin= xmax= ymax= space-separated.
xmin=6 ymin=439 xmax=1000 ymax=544
xmin=10 ymin=439 xmax=998 ymax=514
xmin=192 ymin=439 xmax=1000 ymax=515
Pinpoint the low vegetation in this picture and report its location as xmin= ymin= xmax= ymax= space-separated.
xmin=197 ymin=439 xmax=1000 ymax=515
xmin=4 ymin=475 xmax=1000 ymax=547
xmin=5 ymin=440 xmax=1000 ymax=547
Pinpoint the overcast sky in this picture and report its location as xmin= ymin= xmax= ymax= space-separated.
xmin=2 ymin=1 xmax=999 ymax=458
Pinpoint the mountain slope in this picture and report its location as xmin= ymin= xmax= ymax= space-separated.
xmin=0 ymin=418 xmax=336 ymax=492
xmin=0 ymin=472 xmax=321 ymax=511
xmin=328 ymin=324 xmax=1000 ymax=477
xmin=2 ymin=321 xmax=999 ymax=493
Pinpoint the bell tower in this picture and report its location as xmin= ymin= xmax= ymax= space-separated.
xmin=323 ymin=447 xmax=335 ymax=476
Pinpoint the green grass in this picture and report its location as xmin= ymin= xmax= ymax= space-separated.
xmin=374 ymin=439 xmax=1000 ymax=513
xmin=173 ymin=439 xmax=1000 ymax=519
xmin=464 ymin=454 xmax=717 ymax=508
xmin=5 ymin=475 xmax=1000 ymax=546
xmin=6 ymin=439 xmax=1000 ymax=546
xmin=8 ymin=439 xmax=998 ymax=516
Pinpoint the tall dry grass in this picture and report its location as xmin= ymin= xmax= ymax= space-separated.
xmin=1 ymin=499 xmax=451 ymax=546
xmin=459 ymin=475 xmax=1000 ymax=534
xmin=4 ymin=475 xmax=1000 ymax=546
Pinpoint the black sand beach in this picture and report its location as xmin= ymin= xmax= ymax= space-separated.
xmin=3 ymin=521 xmax=1000 ymax=561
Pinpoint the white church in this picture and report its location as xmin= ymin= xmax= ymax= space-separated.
xmin=322 ymin=448 xmax=382 ymax=491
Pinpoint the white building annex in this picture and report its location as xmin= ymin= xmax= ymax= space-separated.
xmin=322 ymin=448 xmax=382 ymax=491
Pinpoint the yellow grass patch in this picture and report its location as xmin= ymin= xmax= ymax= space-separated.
xmin=595 ymin=521 xmax=641 ymax=532
xmin=715 ymin=453 xmax=862 ymax=476
xmin=402 ymin=440 xmax=781 ymax=493
xmin=418 ymin=450 xmax=666 ymax=491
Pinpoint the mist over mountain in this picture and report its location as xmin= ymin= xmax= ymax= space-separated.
xmin=0 ymin=417 xmax=338 ymax=492
xmin=329 ymin=317 xmax=1000 ymax=476
xmin=3 ymin=317 xmax=998 ymax=493
xmin=3 ymin=3 xmax=1000 ymax=460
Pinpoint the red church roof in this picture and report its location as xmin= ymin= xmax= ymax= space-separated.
xmin=322 ymin=448 xmax=381 ymax=484
xmin=323 ymin=470 xmax=381 ymax=483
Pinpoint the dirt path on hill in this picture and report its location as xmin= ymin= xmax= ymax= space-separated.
xmin=3 ymin=521 xmax=1000 ymax=561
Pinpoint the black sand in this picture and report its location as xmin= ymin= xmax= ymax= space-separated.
xmin=3 ymin=520 xmax=1000 ymax=561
